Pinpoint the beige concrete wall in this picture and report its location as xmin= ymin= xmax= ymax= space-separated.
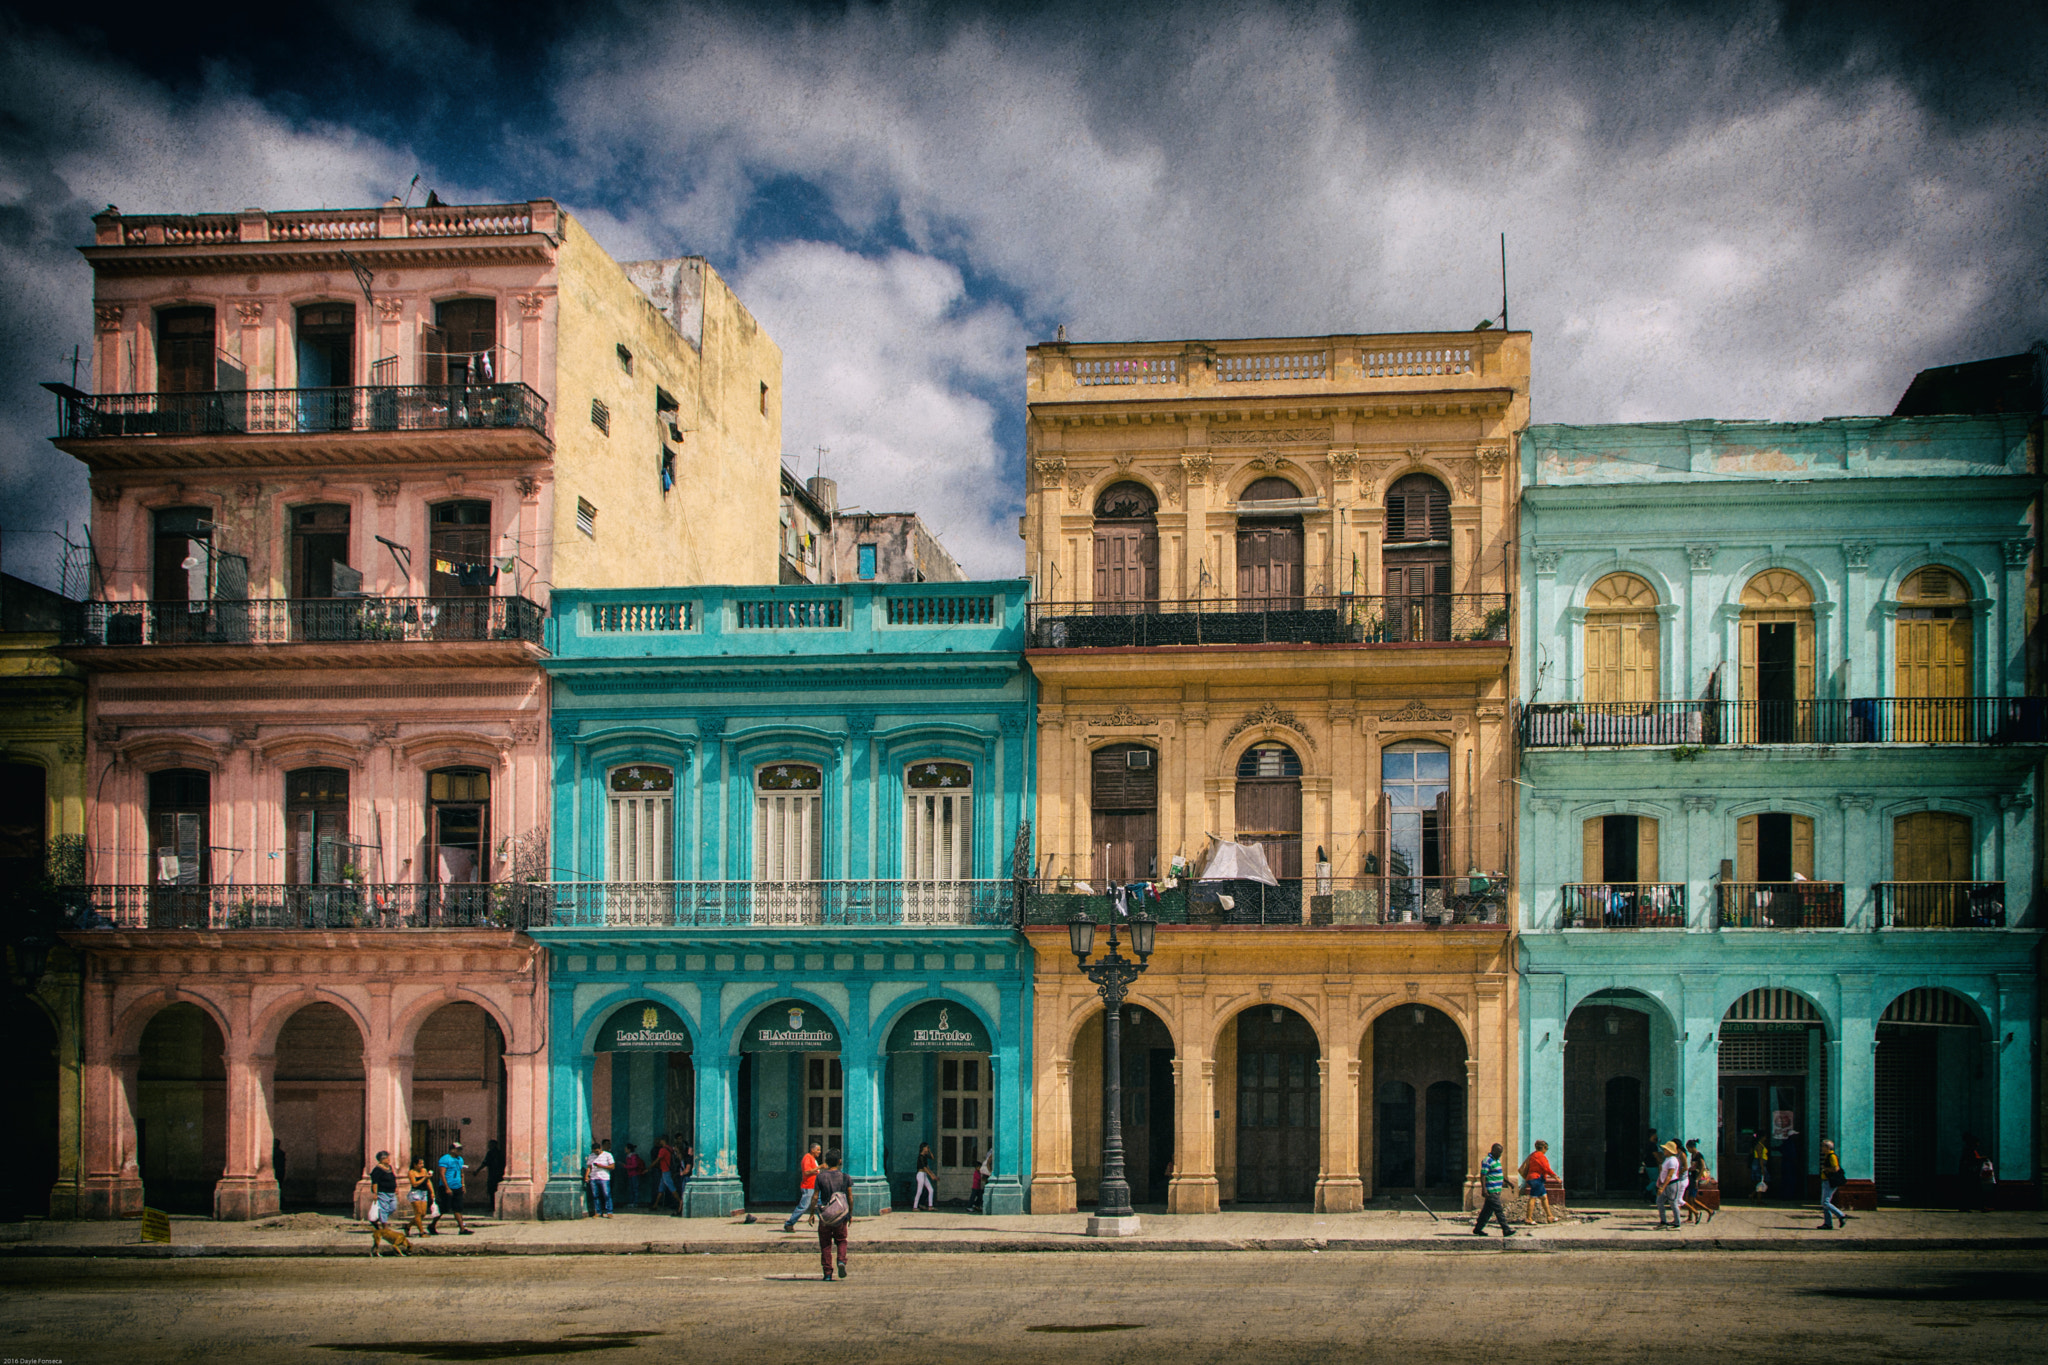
xmin=550 ymin=220 xmax=782 ymax=589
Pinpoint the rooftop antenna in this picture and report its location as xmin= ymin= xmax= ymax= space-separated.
xmin=814 ymin=444 xmax=829 ymax=482
xmin=65 ymin=344 xmax=80 ymax=388
xmin=399 ymin=174 xmax=420 ymax=209
xmin=1501 ymin=232 xmax=1510 ymax=333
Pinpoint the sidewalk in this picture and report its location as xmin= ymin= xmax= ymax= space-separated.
xmin=3 ymin=1202 xmax=2045 ymax=1258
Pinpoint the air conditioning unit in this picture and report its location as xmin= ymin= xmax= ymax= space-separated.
xmin=1126 ymin=750 xmax=1153 ymax=769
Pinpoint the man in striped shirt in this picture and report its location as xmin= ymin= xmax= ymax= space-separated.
xmin=1473 ymin=1143 xmax=1517 ymax=1237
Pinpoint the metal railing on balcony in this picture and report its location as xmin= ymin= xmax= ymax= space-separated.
xmin=1560 ymin=883 xmax=1688 ymax=928
xmin=65 ymin=596 xmax=544 ymax=647
xmin=1521 ymin=697 xmax=2045 ymax=748
xmin=1874 ymin=882 xmax=2007 ymax=929
xmin=1022 ymin=876 xmax=1505 ymax=927
xmin=47 ymin=382 xmax=548 ymax=441
xmin=1028 ymin=594 xmax=1509 ymax=649
xmin=74 ymin=883 xmax=537 ymax=931
xmin=1716 ymin=881 xmax=1846 ymax=929
xmin=536 ymin=880 xmax=1017 ymax=929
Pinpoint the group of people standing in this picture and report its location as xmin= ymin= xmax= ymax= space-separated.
xmin=1648 ymin=1135 xmax=1720 ymax=1228
xmin=583 ymin=1135 xmax=696 ymax=1217
xmin=367 ymin=1139 xmax=497 ymax=1236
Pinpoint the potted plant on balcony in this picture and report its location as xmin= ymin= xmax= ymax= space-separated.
xmin=228 ymin=894 xmax=257 ymax=930
xmin=1468 ymin=606 xmax=1509 ymax=641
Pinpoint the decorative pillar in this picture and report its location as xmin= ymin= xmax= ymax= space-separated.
xmin=683 ymin=1051 xmax=745 ymax=1216
xmin=77 ymin=974 xmax=145 ymax=1219
xmin=1994 ymin=972 xmax=2034 ymax=1180
xmin=841 ymin=986 xmax=889 ymax=1216
xmin=1470 ymin=978 xmax=1507 ymax=1209
xmin=1522 ymin=971 xmax=1567 ymax=1155
xmin=353 ymin=983 xmax=403 ymax=1219
xmin=1314 ymin=1028 xmax=1364 ymax=1212
xmin=1030 ymin=1050 xmax=1078 ymax=1214
xmin=1681 ymin=796 xmax=1718 ymax=931
xmin=496 ymin=972 xmax=544 ymax=1220
xmin=1834 ymin=976 xmax=1876 ymax=1185
xmin=538 ymin=985 xmax=595 ymax=1219
xmin=983 ymin=1039 xmax=1027 ymax=1214
xmin=214 ymin=986 xmax=280 ymax=1220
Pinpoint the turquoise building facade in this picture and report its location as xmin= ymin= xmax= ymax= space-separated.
xmin=534 ymin=582 xmax=1035 ymax=1217
xmin=1514 ymin=413 xmax=2040 ymax=1205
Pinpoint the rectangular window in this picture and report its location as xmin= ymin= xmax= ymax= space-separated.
xmin=616 ymin=343 xmax=633 ymax=375
xmin=858 ymin=543 xmax=878 ymax=580
xmin=760 ymin=381 xmax=769 ymax=415
xmin=577 ymin=498 xmax=597 ymax=538
xmin=590 ymin=398 xmax=610 ymax=435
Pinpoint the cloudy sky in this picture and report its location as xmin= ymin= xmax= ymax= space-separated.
xmin=2 ymin=1 xmax=2043 ymax=586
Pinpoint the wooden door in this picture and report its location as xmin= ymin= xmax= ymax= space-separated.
xmin=1892 ymin=812 xmax=1971 ymax=882
xmin=1092 ymin=524 xmax=1158 ymax=606
xmin=1236 ymin=522 xmax=1303 ymax=608
xmin=156 ymin=307 xmax=216 ymax=394
xmin=1736 ymin=813 xmax=1814 ymax=881
xmin=935 ymin=1054 xmax=988 ymax=1201
xmin=1234 ymin=777 xmax=1303 ymax=879
xmin=804 ymin=1053 xmax=844 ymax=1159
xmin=1090 ymin=745 xmax=1158 ymax=883
xmin=1236 ymin=1013 xmax=1319 ymax=1203
xmin=1586 ymin=615 xmax=1659 ymax=702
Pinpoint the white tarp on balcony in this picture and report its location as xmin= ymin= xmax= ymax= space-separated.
xmin=1198 ymin=840 xmax=1279 ymax=886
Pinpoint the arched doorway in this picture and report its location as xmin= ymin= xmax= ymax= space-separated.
xmin=1237 ymin=477 xmax=1304 ymax=610
xmin=1070 ymin=1005 xmax=1175 ymax=1207
xmin=1583 ymin=573 xmax=1660 ymax=702
xmin=737 ymin=1000 xmax=842 ymax=1206
xmin=1563 ymin=996 xmax=1655 ymax=1197
xmin=1368 ymin=1004 xmax=1466 ymax=1194
xmin=1738 ymin=569 xmax=1816 ymax=742
xmin=1092 ymin=482 xmax=1159 ymax=609
xmin=271 ymin=1003 xmax=365 ymax=1209
xmin=0 ymin=1001 xmax=59 ymax=1220
xmin=412 ymin=1003 xmax=509 ymax=1208
xmin=1718 ymin=988 xmax=1826 ymax=1201
xmin=1895 ymin=568 xmax=1972 ymax=738
xmin=1230 ymin=1006 xmax=1319 ymax=1204
xmin=136 ymin=1003 xmax=226 ymax=1214
xmin=1383 ymin=473 xmax=1451 ymax=640
xmin=1875 ymin=988 xmax=1990 ymax=1204
xmin=886 ymin=1000 xmax=995 ymax=1205
xmin=590 ymin=1000 xmax=692 ymax=1212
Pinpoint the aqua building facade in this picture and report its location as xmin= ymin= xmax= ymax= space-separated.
xmin=1515 ymin=413 xmax=2040 ymax=1205
xmin=533 ymin=582 xmax=1035 ymax=1217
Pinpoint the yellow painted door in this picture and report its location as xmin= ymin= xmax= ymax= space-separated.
xmin=1892 ymin=812 xmax=1971 ymax=882
xmin=1637 ymin=817 xmax=1659 ymax=882
xmin=1582 ymin=818 xmax=1604 ymax=882
xmin=1895 ymin=618 xmax=1970 ymax=698
xmin=1790 ymin=815 xmax=1813 ymax=879
xmin=1736 ymin=814 xmax=1757 ymax=883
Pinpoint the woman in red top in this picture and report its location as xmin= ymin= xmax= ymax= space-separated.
xmin=1520 ymin=1141 xmax=1560 ymax=1225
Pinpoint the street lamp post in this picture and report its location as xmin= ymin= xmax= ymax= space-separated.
xmin=1068 ymin=913 xmax=1156 ymax=1237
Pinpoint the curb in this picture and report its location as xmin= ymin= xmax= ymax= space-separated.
xmin=5 ymin=1235 xmax=2046 ymax=1259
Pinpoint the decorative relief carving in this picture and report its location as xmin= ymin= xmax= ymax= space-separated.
xmin=92 ymin=721 xmax=119 ymax=745
xmin=1067 ymin=483 xmax=1085 ymax=508
xmin=1450 ymin=459 xmax=1479 ymax=497
xmin=1685 ymin=543 xmax=1718 ymax=570
xmin=1327 ymin=449 xmax=1357 ymax=476
xmin=1031 ymin=454 xmax=1067 ymax=491
xmin=1841 ymin=542 xmax=1873 ymax=570
xmin=514 ymin=475 xmax=541 ymax=501
xmin=370 ymin=479 xmax=401 ymax=507
xmin=698 ymin=716 xmax=726 ymax=739
xmin=58 ymin=741 xmax=85 ymax=764
xmin=1222 ymin=702 xmax=1317 ymax=749
xmin=1113 ymin=452 xmax=1134 ymax=470
xmin=1405 ymin=445 xmax=1429 ymax=462
xmin=509 ymin=720 xmax=542 ymax=745
xmin=1380 ymin=700 xmax=1452 ymax=723
xmin=515 ymin=292 xmax=547 ymax=318
xmin=94 ymin=304 xmax=123 ymax=332
xmin=1209 ymin=427 xmax=1332 ymax=444
xmin=375 ymin=297 xmax=405 ymax=320
xmin=91 ymin=481 xmax=123 ymax=506
xmin=1164 ymin=475 xmax=1182 ymax=507
xmin=845 ymin=712 xmax=876 ymax=735
xmin=1681 ymin=795 xmax=1718 ymax=813
xmin=367 ymin=721 xmax=400 ymax=746
xmin=1836 ymin=793 xmax=1873 ymax=811
xmin=1476 ymin=446 xmax=1507 ymax=473
xmin=234 ymin=300 xmax=264 ymax=324
xmin=2000 ymin=792 xmax=2034 ymax=813
xmin=1180 ymin=453 xmax=1213 ymax=481
xmin=228 ymin=723 xmax=259 ymax=744
xmin=1476 ymin=706 xmax=1503 ymax=720
xmin=1531 ymin=549 xmax=1561 ymax=575
xmin=1087 ymin=703 xmax=1154 ymax=727
xmin=2003 ymin=538 xmax=2036 ymax=568
xmin=999 ymin=711 xmax=1026 ymax=734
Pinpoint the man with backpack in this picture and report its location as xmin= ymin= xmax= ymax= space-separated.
xmin=814 ymin=1149 xmax=853 ymax=1281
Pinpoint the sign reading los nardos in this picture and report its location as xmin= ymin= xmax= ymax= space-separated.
xmin=596 ymin=1000 xmax=693 ymax=1052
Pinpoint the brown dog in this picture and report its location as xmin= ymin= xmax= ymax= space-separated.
xmin=367 ymin=1220 xmax=412 ymax=1257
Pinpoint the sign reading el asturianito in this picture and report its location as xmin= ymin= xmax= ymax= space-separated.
xmin=742 ymin=1001 xmax=843 ymax=1051
xmin=886 ymin=1000 xmax=990 ymax=1053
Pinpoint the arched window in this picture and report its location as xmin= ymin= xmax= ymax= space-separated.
xmin=285 ymin=767 xmax=349 ymax=885
xmin=1383 ymin=474 xmax=1452 ymax=640
xmin=1895 ymin=568 xmax=1970 ymax=702
xmin=1237 ymin=478 xmax=1304 ymax=609
xmin=608 ymin=765 xmax=674 ymax=881
xmin=1092 ymin=481 xmax=1158 ymax=607
xmin=1090 ymin=743 xmax=1156 ymax=883
xmin=1235 ymin=743 xmax=1302 ymax=878
xmin=428 ymin=767 xmax=489 ymax=883
xmin=1584 ymin=573 xmax=1659 ymax=702
xmin=1378 ymin=741 xmax=1449 ymax=916
xmin=754 ymin=764 xmax=823 ymax=882
xmin=904 ymin=762 xmax=973 ymax=880
xmin=1738 ymin=570 xmax=1816 ymax=741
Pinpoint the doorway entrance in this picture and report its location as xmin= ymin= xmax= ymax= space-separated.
xmin=1563 ymin=999 xmax=1652 ymax=1197
xmin=1070 ymin=1005 xmax=1175 ymax=1207
xmin=1369 ymin=1004 xmax=1466 ymax=1193
xmin=1718 ymin=989 xmax=1824 ymax=1201
xmin=1234 ymin=1006 xmax=1319 ymax=1204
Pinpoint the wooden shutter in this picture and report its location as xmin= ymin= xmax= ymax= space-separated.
xmin=1894 ymin=812 xmax=1971 ymax=882
xmin=1582 ymin=817 xmax=1603 ymax=882
xmin=1789 ymin=814 xmax=1814 ymax=880
xmin=1584 ymin=622 xmax=1618 ymax=703
xmin=1739 ymin=621 xmax=1758 ymax=707
xmin=1895 ymin=619 xmax=1971 ymax=699
xmin=1735 ymin=814 xmax=1757 ymax=883
xmin=1626 ymin=619 xmax=1659 ymax=701
xmin=421 ymin=323 xmax=449 ymax=386
xmin=1796 ymin=621 xmax=1815 ymax=701
xmin=1433 ymin=789 xmax=1453 ymax=881
xmin=1637 ymin=817 xmax=1659 ymax=882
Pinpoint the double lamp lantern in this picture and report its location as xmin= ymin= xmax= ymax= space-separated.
xmin=1068 ymin=912 xmax=1157 ymax=1236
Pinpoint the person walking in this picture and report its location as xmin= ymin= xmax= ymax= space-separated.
xmin=368 ymin=1150 xmax=399 ymax=1229
xmin=1682 ymin=1142 xmax=1716 ymax=1224
xmin=651 ymin=1137 xmax=679 ymax=1214
xmin=1748 ymin=1131 xmax=1771 ymax=1199
xmin=1641 ymin=1129 xmax=1662 ymax=1204
xmin=483 ymin=1139 xmax=505 ymax=1206
xmin=969 ymin=1147 xmax=993 ymax=1213
xmin=430 ymin=1140 xmax=475 ymax=1235
xmin=621 ymin=1144 xmax=645 ymax=1208
xmin=406 ymin=1155 xmax=434 ymax=1234
xmin=1817 ymin=1139 xmax=1850 ymax=1230
xmin=587 ymin=1140 xmax=616 ymax=1218
xmin=675 ymin=1143 xmax=696 ymax=1217
xmin=1653 ymin=1140 xmax=1685 ymax=1229
xmin=1519 ymin=1140 xmax=1559 ymax=1225
xmin=1472 ymin=1142 xmax=1516 ymax=1238
xmin=813 ymin=1148 xmax=854 ymax=1281
xmin=912 ymin=1143 xmax=937 ymax=1211
xmin=783 ymin=1142 xmax=822 ymax=1232
xmin=1958 ymin=1133 xmax=1995 ymax=1212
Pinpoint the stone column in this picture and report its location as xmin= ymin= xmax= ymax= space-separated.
xmin=1168 ymin=1048 xmax=1220 ymax=1214
xmin=539 ymin=987 xmax=595 ymax=1219
xmin=1314 ymin=1025 xmax=1364 ymax=1212
xmin=684 ymin=1051 xmax=745 ymax=1217
xmin=1994 ymin=972 xmax=2034 ymax=1180
xmin=983 ymin=1039 xmax=1026 ymax=1214
xmin=1679 ymin=973 xmax=1720 ymax=1168
xmin=841 ymin=986 xmax=889 ymax=1215
xmin=1681 ymin=796 xmax=1717 ymax=931
xmin=213 ymin=1022 xmax=281 ymax=1220
xmin=1470 ymin=978 xmax=1507 ymax=1208
xmin=1030 ymin=1052 xmax=1077 ymax=1214
xmin=1833 ymin=975 xmax=1876 ymax=1184
xmin=77 ymin=975 xmax=145 ymax=1218
xmin=1522 ymin=971 xmax=1567 ymax=1154
xmin=496 ymin=974 xmax=544 ymax=1219
xmin=352 ymin=984 xmax=402 ymax=1219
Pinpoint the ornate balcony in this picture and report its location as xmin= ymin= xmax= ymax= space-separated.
xmin=1027 ymin=594 xmax=1509 ymax=650
xmin=1022 ymin=875 xmax=1507 ymax=928
xmin=73 ymin=883 xmax=536 ymax=931
xmin=1521 ymin=697 xmax=2045 ymax=748
xmin=1560 ymin=883 xmax=1688 ymax=929
xmin=533 ymin=880 xmax=1018 ymax=930
xmin=1716 ymin=881 xmax=1846 ymax=929
xmin=1874 ymin=882 xmax=2007 ymax=929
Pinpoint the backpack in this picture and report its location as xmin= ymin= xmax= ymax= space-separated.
xmin=819 ymin=1185 xmax=851 ymax=1228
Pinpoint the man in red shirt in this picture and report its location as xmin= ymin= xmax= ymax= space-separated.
xmin=651 ymin=1138 xmax=678 ymax=1213
xmin=1520 ymin=1140 xmax=1561 ymax=1225
xmin=783 ymin=1142 xmax=823 ymax=1233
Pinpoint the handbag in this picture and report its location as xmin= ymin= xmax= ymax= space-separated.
xmin=429 ymin=1201 xmax=440 ymax=1217
xmin=819 ymin=1188 xmax=851 ymax=1228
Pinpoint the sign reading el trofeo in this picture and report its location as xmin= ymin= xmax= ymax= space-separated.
xmin=886 ymin=1000 xmax=990 ymax=1053
xmin=597 ymin=1001 xmax=693 ymax=1052
xmin=743 ymin=1002 xmax=842 ymax=1051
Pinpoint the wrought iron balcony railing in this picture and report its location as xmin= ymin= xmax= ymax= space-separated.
xmin=1874 ymin=882 xmax=2007 ymax=929
xmin=1560 ymin=883 xmax=1688 ymax=929
xmin=1022 ymin=874 xmax=1507 ymax=927
xmin=66 ymin=596 xmax=545 ymax=647
xmin=1521 ymin=697 xmax=2045 ymax=748
xmin=1028 ymin=594 xmax=1509 ymax=649
xmin=1716 ymin=881 xmax=1846 ymax=929
xmin=48 ymin=382 xmax=548 ymax=441
xmin=74 ymin=883 xmax=538 ymax=931
xmin=534 ymin=880 xmax=1017 ymax=929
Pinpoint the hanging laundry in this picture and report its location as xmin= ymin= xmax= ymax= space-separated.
xmin=433 ymin=558 xmax=455 ymax=575
xmin=1110 ymin=884 xmax=1130 ymax=918
xmin=494 ymin=555 xmax=517 ymax=574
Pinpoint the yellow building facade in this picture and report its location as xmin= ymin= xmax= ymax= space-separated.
xmin=1021 ymin=333 xmax=1528 ymax=1213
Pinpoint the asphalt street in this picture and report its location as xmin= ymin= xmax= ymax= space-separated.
xmin=3 ymin=1249 xmax=2044 ymax=1364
